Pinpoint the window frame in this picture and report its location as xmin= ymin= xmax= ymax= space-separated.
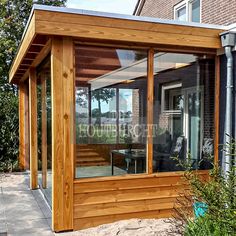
xmin=174 ymin=0 xmax=201 ymax=23
xmin=161 ymin=82 xmax=182 ymax=114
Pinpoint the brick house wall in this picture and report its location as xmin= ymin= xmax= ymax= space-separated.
xmin=138 ymin=0 xmax=180 ymax=19
xmin=137 ymin=0 xmax=236 ymax=25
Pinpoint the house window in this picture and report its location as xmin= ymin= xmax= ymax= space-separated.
xmin=176 ymin=5 xmax=187 ymax=22
xmin=174 ymin=0 xmax=201 ymax=23
xmin=153 ymin=52 xmax=215 ymax=173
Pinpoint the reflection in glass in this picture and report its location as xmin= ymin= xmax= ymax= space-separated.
xmin=153 ymin=52 xmax=215 ymax=172
xmin=177 ymin=6 xmax=187 ymax=21
xmin=75 ymin=46 xmax=148 ymax=178
xmin=191 ymin=0 xmax=200 ymax=22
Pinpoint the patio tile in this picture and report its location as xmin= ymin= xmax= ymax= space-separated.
xmin=7 ymin=218 xmax=54 ymax=236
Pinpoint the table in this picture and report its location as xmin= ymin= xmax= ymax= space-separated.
xmin=110 ymin=149 xmax=145 ymax=175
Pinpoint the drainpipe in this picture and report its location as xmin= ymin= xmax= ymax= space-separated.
xmin=220 ymin=32 xmax=235 ymax=176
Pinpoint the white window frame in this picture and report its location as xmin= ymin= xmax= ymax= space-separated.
xmin=161 ymin=82 xmax=182 ymax=114
xmin=174 ymin=0 xmax=201 ymax=23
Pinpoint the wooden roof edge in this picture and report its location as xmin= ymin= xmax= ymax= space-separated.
xmin=32 ymin=4 xmax=227 ymax=30
xmin=9 ymin=4 xmax=227 ymax=84
xmin=9 ymin=11 xmax=36 ymax=84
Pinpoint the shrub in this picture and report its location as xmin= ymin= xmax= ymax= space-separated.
xmin=0 ymin=90 xmax=19 ymax=172
xmin=171 ymin=145 xmax=236 ymax=236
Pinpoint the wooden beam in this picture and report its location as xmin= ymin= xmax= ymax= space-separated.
xmin=35 ymin=10 xmax=223 ymax=38
xmin=29 ymin=68 xmax=38 ymax=189
xmin=20 ymin=39 xmax=52 ymax=83
xmin=146 ymin=49 xmax=154 ymax=174
xmin=51 ymin=37 xmax=74 ymax=232
xmin=41 ymin=77 xmax=47 ymax=189
xmin=214 ymin=56 xmax=220 ymax=165
xmin=36 ymin=20 xmax=221 ymax=49
xmin=18 ymin=83 xmax=29 ymax=170
xmin=9 ymin=14 xmax=36 ymax=83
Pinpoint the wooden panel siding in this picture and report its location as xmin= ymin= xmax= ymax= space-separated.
xmin=73 ymin=171 xmax=209 ymax=230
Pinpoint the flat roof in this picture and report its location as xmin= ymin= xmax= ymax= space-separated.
xmin=33 ymin=4 xmax=226 ymax=30
xmin=9 ymin=4 xmax=226 ymax=84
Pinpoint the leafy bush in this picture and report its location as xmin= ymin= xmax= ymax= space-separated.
xmin=185 ymin=215 xmax=230 ymax=236
xmin=172 ymin=145 xmax=236 ymax=236
xmin=0 ymin=90 xmax=19 ymax=172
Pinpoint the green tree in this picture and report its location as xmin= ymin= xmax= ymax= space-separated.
xmin=0 ymin=0 xmax=66 ymax=171
xmin=92 ymin=89 xmax=115 ymax=127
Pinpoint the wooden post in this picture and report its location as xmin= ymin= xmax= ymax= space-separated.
xmin=29 ymin=68 xmax=38 ymax=189
xmin=146 ymin=49 xmax=154 ymax=174
xmin=19 ymin=83 xmax=29 ymax=170
xmin=214 ymin=56 xmax=220 ymax=165
xmin=41 ymin=77 xmax=47 ymax=188
xmin=51 ymin=37 xmax=74 ymax=232
xmin=116 ymin=88 xmax=120 ymax=143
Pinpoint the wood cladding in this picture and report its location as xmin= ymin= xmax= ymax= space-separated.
xmin=73 ymin=171 xmax=209 ymax=230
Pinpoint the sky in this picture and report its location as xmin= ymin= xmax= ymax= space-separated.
xmin=66 ymin=0 xmax=138 ymax=15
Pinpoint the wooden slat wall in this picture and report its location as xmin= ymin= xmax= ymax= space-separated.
xmin=73 ymin=171 xmax=209 ymax=230
xmin=29 ymin=68 xmax=38 ymax=189
xmin=51 ymin=36 xmax=74 ymax=232
xmin=35 ymin=10 xmax=222 ymax=49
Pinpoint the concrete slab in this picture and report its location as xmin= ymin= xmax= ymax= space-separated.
xmin=7 ymin=218 xmax=54 ymax=236
xmin=0 ymin=173 xmax=54 ymax=236
xmin=0 ymin=187 xmax=7 ymax=236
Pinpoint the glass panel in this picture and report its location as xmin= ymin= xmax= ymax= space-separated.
xmin=153 ymin=52 xmax=215 ymax=172
xmin=37 ymin=58 xmax=52 ymax=207
xmin=177 ymin=5 xmax=187 ymax=21
xmin=191 ymin=0 xmax=200 ymax=22
xmin=75 ymin=46 xmax=148 ymax=178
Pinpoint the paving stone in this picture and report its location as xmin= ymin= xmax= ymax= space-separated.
xmin=0 ymin=187 xmax=7 ymax=236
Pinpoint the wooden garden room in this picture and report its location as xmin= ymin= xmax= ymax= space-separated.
xmin=9 ymin=5 xmax=224 ymax=232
